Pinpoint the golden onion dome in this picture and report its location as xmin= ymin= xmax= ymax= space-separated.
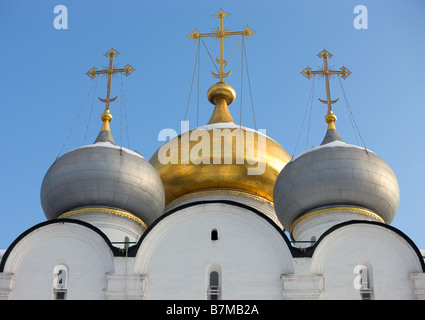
xmin=149 ymin=82 xmax=291 ymax=206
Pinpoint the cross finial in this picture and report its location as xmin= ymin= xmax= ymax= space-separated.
xmin=301 ymin=50 xmax=351 ymax=129
xmin=188 ymin=9 xmax=255 ymax=82
xmin=86 ymin=48 xmax=135 ymax=132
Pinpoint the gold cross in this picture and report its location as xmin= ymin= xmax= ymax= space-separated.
xmin=188 ymin=9 xmax=255 ymax=82
xmin=301 ymin=50 xmax=351 ymax=128
xmin=86 ymin=48 xmax=135 ymax=131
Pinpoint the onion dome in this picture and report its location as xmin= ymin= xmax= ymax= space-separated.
xmin=40 ymin=109 xmax=165 ymax=227
xmin=150 ymin=82 xmax=291 ymax=206
xmin=273 ymin=112 xmax=400 ymax=232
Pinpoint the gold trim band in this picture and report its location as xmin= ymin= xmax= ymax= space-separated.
xmin=59 ymin=207 xmax=148 ymax=229
xmin=289 ymin=206 xmax=385 ymax=235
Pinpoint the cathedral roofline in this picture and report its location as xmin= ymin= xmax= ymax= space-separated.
xmin=3 ymin=208 xmax=422 ymax=273
xmin=129 ymin=202 xmax=425 ymax=267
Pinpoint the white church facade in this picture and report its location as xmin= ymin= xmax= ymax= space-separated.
xmin=1 ymin=12 xmax=425 ymax=301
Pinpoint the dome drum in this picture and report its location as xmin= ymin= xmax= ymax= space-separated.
xmin=289 ymin=205 xmax=385 ymax=242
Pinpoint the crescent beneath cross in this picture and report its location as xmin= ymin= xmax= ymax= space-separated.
xmin=319 ymin=97 xmax=339 ymax=105
xmin=212 ymin=69 xmax=231 ymax=79
xmin=99 ymin=96 xmax=118 ymax=103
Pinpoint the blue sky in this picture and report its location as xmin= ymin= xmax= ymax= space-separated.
xmin=0 ymin=0 xmax=424 ymax=249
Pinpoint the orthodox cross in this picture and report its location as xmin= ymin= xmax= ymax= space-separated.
xmin=86 ymin=48 xmax=135 ymax=131
xmin=188 ymin=9 xmax=255 ymax=82
xmin=86 ymin=48 xmax=135 ymax=111
xmin=301 ymin=50 xmax=351 ymax=126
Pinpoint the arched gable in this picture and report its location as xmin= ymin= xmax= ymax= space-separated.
xmin=1 ymin=219 xmax=116 ymax=299
xmin=310 ymin=221 xmax=424 ymax=299
xmin=133 ymin=200 xmax=295 ymax=299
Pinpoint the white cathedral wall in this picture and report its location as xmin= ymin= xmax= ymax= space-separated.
xmin=2 ymin=207 xmax=423 ymax=300
xmin=3 ymin=222 xmax=115 ymax=299
xmin=134 ymin=202 xmax=294 ymax=300
xmin=311 ymin=223 xmax=423 ymax=299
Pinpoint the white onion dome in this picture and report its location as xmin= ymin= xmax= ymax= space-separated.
xmin=273 ymin=125 xmax=400 ymax=231
xmin=40 ymin=114 xmax=165 ymax=226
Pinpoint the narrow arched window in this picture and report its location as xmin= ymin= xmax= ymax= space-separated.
xmin=211 ymin=229 xmax=218 ymax=241
xmin=353 ymin=263 xmax=374 ymax=300
xmin=208 ymin=271 xmax=221 ymax=300
xmin=53 ymin=264 xmax=68 ymax=300
xmin=359 ymin=266 xmax=373 ymax=300
xmin=57 ymin=269 xmax=66 ymax=287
